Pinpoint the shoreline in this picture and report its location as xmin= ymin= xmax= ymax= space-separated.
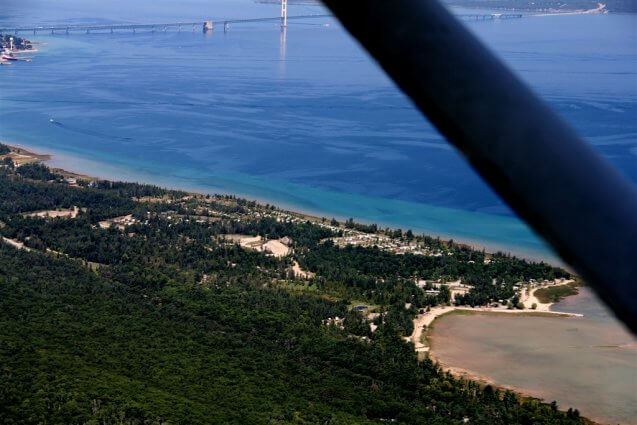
xmin=1 ymin=145 xmax=51 ymax=166
xmin=422 ymin=311 xmax=598 ymax=424
xmin=0 ymin=139 xmax=565 ymax=266
xmin=521 ymin=278 xmax=579 ymax=310
xmin=423 ymin=308 xmax=627 ymax=425
xmin=450 ymin=2 xmax=610 ymax=15
xmin=531 ymin=2 xmax=609 ymax=16
xmin=1 ymin=141 xmax=351 ymax=230
xmin=419 ymin=292 xmax=626 ymax=425
xmin=425 ymin=345 xmax=606 ymax=425
xmin=407 ymin=281 xmax=592 ymax=420
xmin=408 ymin=281 xmax=582 ymax=355
xmin=1 ymin=141 xmax=603 ymax=424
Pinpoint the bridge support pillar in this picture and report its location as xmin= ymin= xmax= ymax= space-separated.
xmin=203 ymin=21 xmax=214 ymax=32
xmin=281 ymin=0 xmax=288 ymax=27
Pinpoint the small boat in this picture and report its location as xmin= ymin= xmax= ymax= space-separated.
xmin=1 ymin=55 xmax=18 ymax=61
xmin=49 ymin=118 xmax=55 ymax=123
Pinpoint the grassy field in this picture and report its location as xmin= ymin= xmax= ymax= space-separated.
xmin=535 ymin=283 xmax=579 ymax=304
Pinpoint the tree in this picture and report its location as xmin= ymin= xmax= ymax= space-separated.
xmin=343 ymin=310 xmax=371 ymax=337
xmin=0 ymin=166 xmax=583 ymax=424
xmin=16 ymin=163 xmax=60 ymax=181
xmin=438 ymin=284 xmax=451 ymax=305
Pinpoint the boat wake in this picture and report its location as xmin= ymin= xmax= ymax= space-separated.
xmin=49 ymin=119 xmax=134 ymax=143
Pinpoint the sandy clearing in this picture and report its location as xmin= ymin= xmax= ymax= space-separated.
xmin=24 ymin=206 xmax=80 ymax=219
xmin=292 ymin=260 xmax=315 ymax=279
xmin=261 ymin=240 xmax=290 ymax=257
xmin=98 ymin=214 xmax=135 ymax=230
xmin=239 ymin=235 xmax=263 ymax=248
xmin=1 ymin=237 xmax=31 ymax=252
xmin=222 ymin=235 xmax=292 ymax=257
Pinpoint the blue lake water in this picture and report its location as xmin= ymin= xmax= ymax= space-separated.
xmin=1 ymin=0 xmax=635 ymax=261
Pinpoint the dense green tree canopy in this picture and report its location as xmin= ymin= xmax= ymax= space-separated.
xmin=0 ymin=167 xmax=584 ymax=424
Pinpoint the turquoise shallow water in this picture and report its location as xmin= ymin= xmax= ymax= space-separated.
xmin=0 ymin=1 xmax=635 ymax=261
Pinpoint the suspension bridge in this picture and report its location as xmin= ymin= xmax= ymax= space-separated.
xmin=0 ymin=13 xmax=523 ymax=36
xmin=0 ymin=15 xmax=331 ymax=35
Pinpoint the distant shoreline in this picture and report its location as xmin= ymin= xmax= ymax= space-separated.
xmin=447 ymin=1 xmax=619 ymax=14
xmin=1 ymin=139 xmax=566 ymax=266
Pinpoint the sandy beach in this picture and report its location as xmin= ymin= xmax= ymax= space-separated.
xmin=406 ymin=302 xmax=600 ymax=422
xmin=407 ymin=292 xmax=581 ymax=355
xmin=0 ymin=143 xmax=51 ymax=166
xmin=425 ymin=289 xmax=636 ymax=425
xmin=0 ymin=137 xmax=569 ymax=265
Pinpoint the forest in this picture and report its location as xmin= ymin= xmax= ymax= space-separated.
xmin=0 ymin=166 xmax=585 ymax=424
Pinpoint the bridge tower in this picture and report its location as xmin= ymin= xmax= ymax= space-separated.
xmin=281 ymin=0 xmax=288 ymax=28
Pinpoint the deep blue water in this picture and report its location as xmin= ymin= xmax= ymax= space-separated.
xmin=1 ymin=0 xmax=635 ymax=260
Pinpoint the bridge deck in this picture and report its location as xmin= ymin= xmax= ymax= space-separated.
xmin=0 ymin=14 xmax=523 ymax=35
xmin=0 ymin=15 xmax=329 ymax=34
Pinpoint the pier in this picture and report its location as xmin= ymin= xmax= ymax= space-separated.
xmin=0 ymin=13 xmax=523 ymax=35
